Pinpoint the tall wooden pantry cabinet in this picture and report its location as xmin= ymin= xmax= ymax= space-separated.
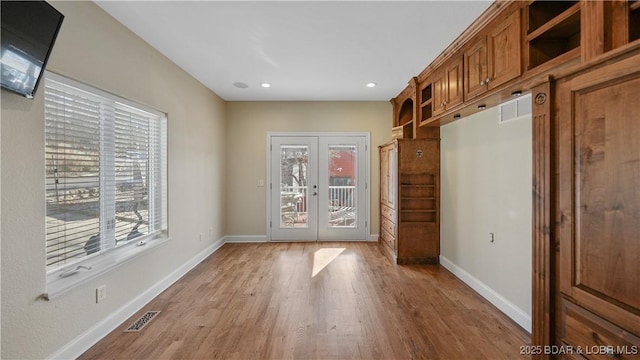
xmin=379 ymin=139 xmax=439 ymax=264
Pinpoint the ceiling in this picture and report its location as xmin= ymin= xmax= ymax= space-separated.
xmin=95 ymin=1 xmax=492 ymax=101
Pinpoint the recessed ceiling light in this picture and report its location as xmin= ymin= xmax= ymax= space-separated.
xmin=366 ymin=82 xmax=377 ymax=88
xmin=261 ymin=83 xmax=271 ymax=88
xmin=233 ymin=82 xmax=248 ymax=89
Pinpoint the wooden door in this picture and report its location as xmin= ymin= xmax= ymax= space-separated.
xmin=487 ymin=9 xmax=521 ymax=90
xmin=432 ymin=72 xmax=446 ymax=116
xmin=445 ymin=57 xmax=464 ymax=109
xmin=557 ymin=53 xmax=640 ymax=351
xmin=464 ymin=37 xmax=488 ymax=101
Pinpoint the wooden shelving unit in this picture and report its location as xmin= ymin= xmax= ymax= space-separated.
xmin=379 ymin=139 xmax=439 ymax=264
xmin=527 ymin=1 xmax=581 ymax=69
xmin=392 ymin=122 xmax=413 ymax=139
xmin=397 ymin=98 xmax=414 ymax=126
xmin=399 ymin=174 xmax=437 ymax=223
xmin=419 ymin=83 xmax=433 ymax=124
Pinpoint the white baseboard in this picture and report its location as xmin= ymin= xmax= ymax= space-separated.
xmin=224 ymin=235 xmax=267 ymax=243
xmin=439 ymin=255 xmax=532 ymax=333
xmin=48 ymin=237 xmax=226 ymax=360
xmin=224 ymin=235 xmax=377 ymax=242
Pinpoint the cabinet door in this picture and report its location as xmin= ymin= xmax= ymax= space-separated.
xmin=380 ymin=146 xmax=390 ymax=207
xmin=487 ymin=9 xmax=521 ymax=90
xmin=432 ymin=58 xmax=464 ymax=116
xmin=380 ymin=144 xmax=396 ymax=209
xmin=558 ymin=54 xmax=640 ymax=342
xmin=464 ymin=37 xmax=488 ymax=100
xmin=446 ymin=57 xmax=464 ymax=109
xmin=432 ymin=72 xmax=446 ymax=116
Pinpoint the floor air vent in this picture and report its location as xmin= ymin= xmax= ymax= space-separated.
xmin=125 ymin=311 xmax=160 ymax=332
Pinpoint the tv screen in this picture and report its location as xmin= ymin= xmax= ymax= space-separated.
xmin=1 ymin=1 xmax=64 ymax=98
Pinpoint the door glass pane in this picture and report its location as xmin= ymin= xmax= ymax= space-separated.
xmin=280 ymin=145 xmax=308 ymax=228
xmin=327 ymin=144 xmax=356 ymax=228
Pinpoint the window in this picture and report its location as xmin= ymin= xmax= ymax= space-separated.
xmin=44 ymin=73 xmax=167 ymax=278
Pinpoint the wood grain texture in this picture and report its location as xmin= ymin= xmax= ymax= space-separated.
xmin=531 ymin=80 xmax=555 ymax=360
xmin=80 ymin=243 xmax=530 ymax=360
xmin=556 ymin=50 xmax=640 ymax=348
xmin=380 ymin=140 xmax=441 ymax=264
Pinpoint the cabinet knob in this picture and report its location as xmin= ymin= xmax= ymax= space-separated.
xmin=485 ymin=77 xmax=491 ymax=83
xmin=480 ymin=80 xmax=485 ymax=86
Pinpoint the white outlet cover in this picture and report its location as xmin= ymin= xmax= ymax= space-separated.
xmin=96 ymin=285 xmax=107 ymax=303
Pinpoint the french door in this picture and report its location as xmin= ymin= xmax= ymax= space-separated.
xmin=269 ymin=134 xmax=368 ymax=241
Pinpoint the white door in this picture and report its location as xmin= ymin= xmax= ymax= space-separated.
xmin=269 ymin=135 xmax=368 ymax=241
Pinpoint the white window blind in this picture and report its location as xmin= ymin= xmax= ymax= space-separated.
xmin=44 ymin=73 xmax=167 ymax=273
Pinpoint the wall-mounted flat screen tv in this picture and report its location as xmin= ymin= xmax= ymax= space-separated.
xmin=1 ymin=1 xmax=64 ymax=98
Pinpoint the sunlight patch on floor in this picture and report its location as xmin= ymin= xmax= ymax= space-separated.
xmin=312 ymin=247 xmax=346 ymax=277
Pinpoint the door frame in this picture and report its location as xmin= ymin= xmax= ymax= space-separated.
xmin=266 ymin=132 xmax=371 ymax=242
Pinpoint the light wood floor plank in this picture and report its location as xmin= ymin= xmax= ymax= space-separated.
xmin=80 ymin=242 xmax=530 ymax=359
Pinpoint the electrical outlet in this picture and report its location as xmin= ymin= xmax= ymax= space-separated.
xmin=96 ymin=285 xmax=107 ymax=303
xmin=257 ymin=179 xmax=265 ymax=187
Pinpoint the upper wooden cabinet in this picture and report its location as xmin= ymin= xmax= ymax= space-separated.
xmin=581 ymin=0 xmax=640 ymax=61
xmin=464 ymin=38 xmax=488 ymax=100
xmin=526 ymin=1 xmax=581 ymax=69
xmin=432 ymin=56 xmax=463 ymax=116
xmin=464 ymin=9 xmax=521 ymax=101
xmin=394 ymin=0 xmax=640 ymax=128
xmin=390 ymin=80 xmax=416 ymax=139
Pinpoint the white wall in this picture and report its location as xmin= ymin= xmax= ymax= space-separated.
xmin=225 ymin=101 xmax=391 ymax=238
xmin=1 ymin=2 xmax=226 ymax=359
xmin=440 ymin=106 xmax=532 ymax=331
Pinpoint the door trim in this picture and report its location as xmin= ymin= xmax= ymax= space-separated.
xmin=266 ymin=132 xmax=371 ymax=242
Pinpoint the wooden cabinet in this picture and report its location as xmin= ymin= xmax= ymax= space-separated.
xmin=631 ymin=0 xmax=640 ymax=42
xmin=379 ymin=143 xmax=397 ymax=252
xmin=391 ymin=78 xmax=419 ymax=139
xmin=554 ymin=51 xmax=640 ymax=355
xmin=526 ymin=1 xmax=581 ymax=69
xmin=385 ymin=0 xmax=640 ymax=355
xmin=418 ymin=82 xmax=433 ymax=125
xmin=464 ymin=37 xmax=488 ymax=100
xmin=379 ymin=139 xmax=440 ymax=264
xmin=391 ymin=81 xmax=416 ymax=139
xmin=432 ymin=56 xmax=463 ymax=116
xmin=464 ymin=9 xmax=521 ymax=101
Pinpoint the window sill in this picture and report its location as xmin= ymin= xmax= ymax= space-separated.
xmin=43 ymin=235 xmax=170 ymax=300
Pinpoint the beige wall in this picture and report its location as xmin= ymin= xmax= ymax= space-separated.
xmin=1 ymin=2 xmax=226 ymax=358
xmin=225 ymin=102 xmax=392 ymax=237
xmin=440 ymin=105 xmax=532 ymax=328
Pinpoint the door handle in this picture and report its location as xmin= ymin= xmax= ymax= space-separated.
xmin=313 ymin=191 xmax=318 ymax=196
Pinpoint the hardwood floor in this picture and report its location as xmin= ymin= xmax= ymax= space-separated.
xmin=80 ymin=242 xmax=530 ymax=359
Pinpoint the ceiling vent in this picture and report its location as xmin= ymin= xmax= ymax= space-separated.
xmin=499 ymin=93 xmax=532 ymax=124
